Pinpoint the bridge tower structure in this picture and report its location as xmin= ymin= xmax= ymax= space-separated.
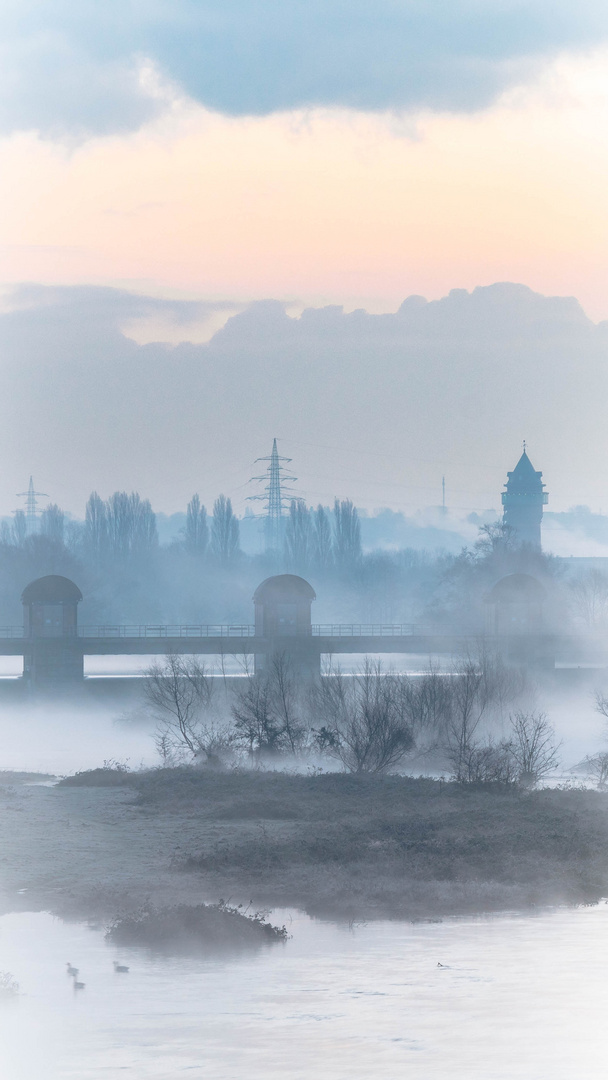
xmin=252 ymin=573 xmax=318 ymax=676
xmin=22 ymin=575 xmax=83 ymax=688
xmin=501 ymin=447 xmax=548 ymax=549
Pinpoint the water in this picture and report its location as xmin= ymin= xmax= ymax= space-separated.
xmin=1 ymin=904 xmax=607 ymax=1079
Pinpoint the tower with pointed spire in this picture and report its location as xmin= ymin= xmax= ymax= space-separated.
xmin=501 ymin=446 xmax=548 ymax=549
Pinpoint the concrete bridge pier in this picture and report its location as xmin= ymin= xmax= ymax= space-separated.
xmin=254 ymin=638 xmax=322 ymax=680
xmin=23 ymin=638 xmax=84 ymax=689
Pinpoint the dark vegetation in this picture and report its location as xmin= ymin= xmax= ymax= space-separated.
xmin=106 ymin=900 xmax=288 ymax=950
xmin=62 ymin=767 xmax=608 ymax=919
xmin=58 ymin=761 xmax=134 ymax=787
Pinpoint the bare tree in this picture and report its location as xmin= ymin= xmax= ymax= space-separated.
xmin=474 ymin=521 xmax=518 ymax=556
xmin=284 ymin=499 xmax=313 ymax=573
xmin=211 ymin=495 xmax=240 ymax=563
xmin=313 ymin=505 xmax=333 ymax=571
xmin=333 ymin=498 xmax=362 ymax=569
xmin=314 ymin=660 xmax=414 ymax=774
xmin=444 ymin=650 xmax=527 ymax=782
xmin=445 ymin=659 xmax=488 ymax=781
xmin=578 ymin=751 xmax=608 ymax=790
xmin=231 ymin=653 xmax=305 ymax=759
xmin=106 ymin=491 xmax=157 ymax=561
xmin=594 ymin=691 xmax=608 ymax=724
xmin=12 ymin=510 xmax=27 ymax=547
xmin=85 ymin=491 xmax=108 ymax=564
xmin=185 ymin=494 xmax=208 ymax=557
xmin=570 ymin=570 xmax=608 ymax=629
xmin=400 ymin=665 xmax=452 ymax=748
xmin=508 ymin=711 xmax=561 ymax=787
xmin=144 ymin=654 xmax=229 ymax=766
xmin=232 ymin=676 xmax=284 ymax=760
xmin=456 ymin=739 xmax=517 ymax=785
xmin=40 ymin=503 xmax=65 ymax=545
xmin=267 ymin=653 xmax=305 ymax=753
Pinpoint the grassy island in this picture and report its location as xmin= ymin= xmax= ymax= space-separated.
xmin=1 ymin=768 xmax=607 ymax=925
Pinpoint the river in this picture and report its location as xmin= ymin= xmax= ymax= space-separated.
xmin=0 ymin=903 xmax=606 ymax=1079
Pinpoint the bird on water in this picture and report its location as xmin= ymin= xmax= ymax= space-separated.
xmin=113 ymin=961 xmax=129 ymax=973
xmin=66 ymin=963 xmax=78 ymax=976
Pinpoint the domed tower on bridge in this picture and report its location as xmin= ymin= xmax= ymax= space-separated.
xmin=21 ymin=575 xmax=83 ymax=687
xmin=253 ymin=574 xmax=318 ymax=675
xmin=501 ymin=447 xmax=548 ymax=549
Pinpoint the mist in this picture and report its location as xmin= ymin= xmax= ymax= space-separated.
xmin=4 ymin=0 xmax=608 ymax=1068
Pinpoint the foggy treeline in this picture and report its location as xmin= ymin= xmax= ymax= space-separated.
xmin=145 ymin=649 xmax=561 ymax=786
xmin=0 ymin=490 xmax=603 ymax=633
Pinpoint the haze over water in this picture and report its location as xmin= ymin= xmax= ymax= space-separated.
xmin=1 ymin=904 xmax=606 ymax=1079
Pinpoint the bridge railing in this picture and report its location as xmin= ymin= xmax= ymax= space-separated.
xmin=0 ymin=623 xmax=421 ymax=640
xmin=77 ymin=625 xmax=257 ymax=639
xmin=312 ymin=624 xmax=418 ymax=637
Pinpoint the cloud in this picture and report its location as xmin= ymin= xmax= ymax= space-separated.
xmin=2 ymin=2 xmax=608 ymax=136
xmin=0 ymin=281 xmax=607 ymax=520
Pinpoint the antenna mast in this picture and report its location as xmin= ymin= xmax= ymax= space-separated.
xmin=16 ymin=476 xmax=48 ymax=533
xmin=248 ymin=439 xmax=297 ymax=553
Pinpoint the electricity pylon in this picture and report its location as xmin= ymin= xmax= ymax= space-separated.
xmin=248 ymin=439 xmax=297 ymax=554
xmin=16 ymin=476 xmax=48 ymax=534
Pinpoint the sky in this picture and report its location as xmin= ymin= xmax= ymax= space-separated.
xmin=2 ymin=2 xmax=608 ymax=520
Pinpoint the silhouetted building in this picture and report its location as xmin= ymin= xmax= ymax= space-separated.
xmin=485 ymin=573 xmax=545 ymax=636
xmin=22 ymin=575 xmax=83 ymax=687
xmin=501 ymin=449 xmax=548 ymax=548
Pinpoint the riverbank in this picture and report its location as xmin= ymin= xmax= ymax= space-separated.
xmin=1 ymin=768 xmax=608 ymax=922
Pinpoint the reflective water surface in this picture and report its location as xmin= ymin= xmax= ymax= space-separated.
xmin=1 ymin=903 xmax=607 ymax=1079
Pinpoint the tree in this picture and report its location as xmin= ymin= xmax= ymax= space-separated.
xmin=232 ymin=675 xmax=284 ymax=760
xmin=444 ymin=659 xmax=488 ymax=781
xmin=231 ymin=653 xmax=306 ymax=759
xmin=12 ymin=511 xmax=27 ymax=547
xmin=474 ymin=521 xmax=518 ymax=557
xmin=106 ymin=491 xmax=158 ymax=561
xmin=211 ymin=495 xmax=240 ymax=563
xmin=508 ymin=711 xmax=561 ymax=786
xmin=144 ymin=654 xmax=228 ymax=765
xmin=333 ymin=498 xmax=361 ymax=568
xmin=570 ymin=570 xmax=608 ymax=629
xmin=84 ymin=491 xmax=108 ymax=563
xmin=400 ymin=666 xmax=452 ymax=750
xmin=312 ymin=505 xmax=333 ymax=571
xmin=185 ymin=494 xmax=209 ymax=557
xmin=578 ymin=751 xmax=608 ymax=790
xmin=40 ymin=504 xmax=65 ymax=545
xmin=443 ymin=653 xmax=523 ymax=782
xmin=284 ymin=499 xmax=312 ymax=573
xmin=314 ymin=660 xmax=414 ymax=774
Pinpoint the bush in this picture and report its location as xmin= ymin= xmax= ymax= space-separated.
xmin=58 ymin=761 xmax=134 ymax=787
xmin=0 ymin=972 xmax=19 ymax=997
xmin=106 ymin=901 xmax=288 ymax=948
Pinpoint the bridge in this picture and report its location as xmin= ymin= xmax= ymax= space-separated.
xmin=6 ymin=571 xmax=590 ymax=691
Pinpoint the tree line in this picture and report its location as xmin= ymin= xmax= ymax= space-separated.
xmin=145 ymin=650 xmax=561 ymax=787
